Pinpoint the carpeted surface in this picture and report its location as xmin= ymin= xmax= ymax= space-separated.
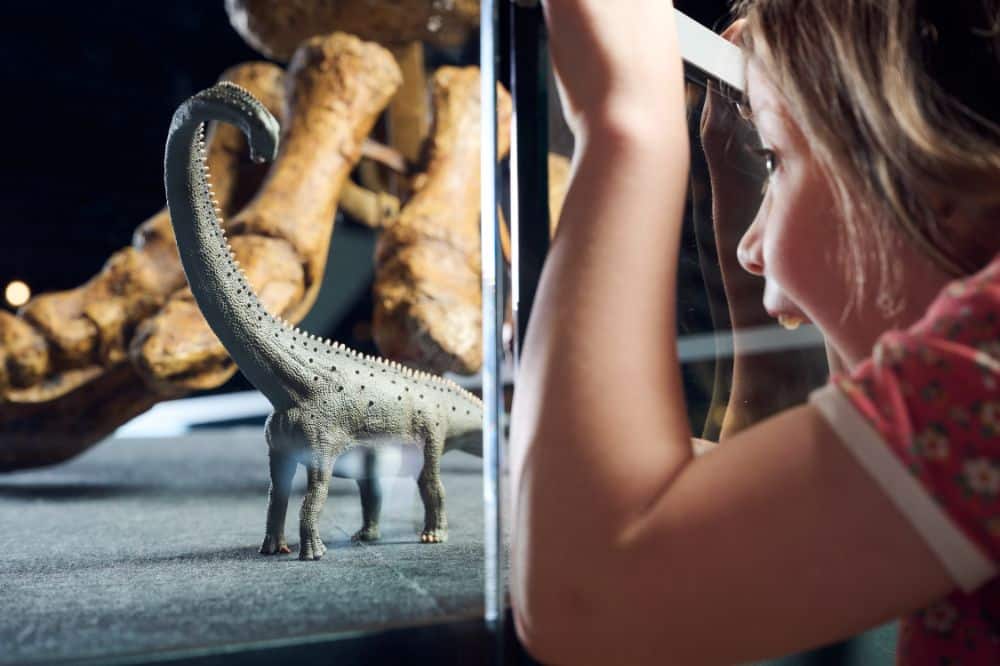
xmin=0 ymin=429 xmax=487 ymax=664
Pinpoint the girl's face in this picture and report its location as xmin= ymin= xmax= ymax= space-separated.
xmin=736 ymin=59 xmax=952 ymax=367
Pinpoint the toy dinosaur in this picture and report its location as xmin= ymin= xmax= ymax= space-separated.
xmin=165 ymin=79 xmax=483 ymax=560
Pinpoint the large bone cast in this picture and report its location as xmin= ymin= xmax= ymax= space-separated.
xmin=225 ymin=0 xmax=479 ymax=61
xmin=0 ymin=63 xmax=286 ymax=471
xmin=131 ymin=33 xmax=402 ymax=392
xmin=0 ymin=62 xmax=284 ymax=401
xmin=373 ymin=67 xmax=512 ymax=375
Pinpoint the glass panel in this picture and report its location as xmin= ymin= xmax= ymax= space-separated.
xmin=0 ymin=4 xmax=495 ymax=663
xmin=684 ymin=73 xmax=832 ymax=440
xmin=684 ymin=60 xmax=898 ymax=666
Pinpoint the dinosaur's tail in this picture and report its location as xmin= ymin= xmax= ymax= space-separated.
xmin=164 ymin=82 xmax=307 ymax=411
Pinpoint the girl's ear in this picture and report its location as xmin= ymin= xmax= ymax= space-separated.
xmin=721 ymin=18 xmax=747 ymax=44
xmin=927 ymin=192 xmax=959 ymax=223
xmin=925 ymin=192 xmax=997 ymax=273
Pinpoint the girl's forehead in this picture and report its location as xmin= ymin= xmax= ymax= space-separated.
xmin=744 ymin=61 xmax=801 ymax=140
xmin=745 ymin=61 xmax=781 ymax=118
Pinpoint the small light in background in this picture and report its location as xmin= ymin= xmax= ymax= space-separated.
xmin=5 ymin=280 xmax=31 ymax=308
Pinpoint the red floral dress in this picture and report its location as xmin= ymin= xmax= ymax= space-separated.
xmin=810 ymin=253 xmax=1000 ymax=665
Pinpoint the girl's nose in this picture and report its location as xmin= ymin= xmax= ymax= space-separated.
xmin=737 ymin=216 xmax=765 ymax=276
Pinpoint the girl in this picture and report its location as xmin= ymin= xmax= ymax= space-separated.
xmin=509 ymin=1 xmax=1000 ymax=664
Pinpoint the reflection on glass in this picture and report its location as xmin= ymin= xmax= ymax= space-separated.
xmin=687 ymin=77 xmax=830 ymax=442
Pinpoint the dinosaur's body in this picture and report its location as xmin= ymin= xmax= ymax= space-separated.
xmin=165 ymin=82 xmax=482 ymax=560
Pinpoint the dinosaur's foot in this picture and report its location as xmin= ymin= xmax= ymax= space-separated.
xmin=299 ymin=533 xmax=327 ymax=561
xmin=351 ymin=526 xmax=381 ymax=543
xmin=259 ymin=535 xmax=291 ymax=555
xmin=419 ymin=528 xmax=448 ymax=544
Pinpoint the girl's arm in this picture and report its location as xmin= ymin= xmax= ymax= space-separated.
xmin=510 ymin=3 xmax=954 ymax=663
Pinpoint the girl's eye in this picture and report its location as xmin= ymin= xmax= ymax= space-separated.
xmin=751 ymin=147 xmax=778 ymax=176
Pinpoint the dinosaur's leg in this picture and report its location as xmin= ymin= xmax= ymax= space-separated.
xmin=352 ymin=449 xmax=382 ymax=543
xmin=299 ymin=451 xmax=334 ymax=561
xmin=260 ymin=447 xmax=296 ymax=555
xmin=417 ymin=437 xmax=448 ymax=544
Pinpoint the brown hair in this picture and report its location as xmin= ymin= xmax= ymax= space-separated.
xmin=733 ymin=0 xmax=1000 ymax=314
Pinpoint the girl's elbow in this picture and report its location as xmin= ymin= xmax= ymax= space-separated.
xmin=512 ymin=591 xmax=597 ymax=666
xmin=513 ymin=603 xmax=566 ymax=665
xmin=511 ymin=558 xmax=619 ymax=665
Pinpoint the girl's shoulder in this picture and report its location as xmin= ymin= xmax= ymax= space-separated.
xmin=840 ymin=251 xmax=1000 ymax=446
xmin=817 ymin=253 xmax=1000 ymax=665
xmin=813 ymin=250 xmax=1000 ymax=567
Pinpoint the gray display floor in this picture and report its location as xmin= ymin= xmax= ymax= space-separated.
xmin=0 ymin=429 xmax=486 ymax=664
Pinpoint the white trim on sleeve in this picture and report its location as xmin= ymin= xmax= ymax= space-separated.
xmin=810 ymin=383 xmax=996 ymax=592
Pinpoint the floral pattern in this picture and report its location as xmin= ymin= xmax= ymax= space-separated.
xmin=833 ymin=254 xmax=1000 ymax=665
xmin=962 ymin=458 xmax=1000 ymax=497
xmin=923 ymin=601 xmax=959 ymax=634
xmin=981 ymin=402 xmax=1000 ymax=435
xmin=914 ymin=425 xmax=951 ymax=461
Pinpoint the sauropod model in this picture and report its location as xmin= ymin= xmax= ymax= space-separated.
xmin=164 ymin=81 xmax=483 ymax=561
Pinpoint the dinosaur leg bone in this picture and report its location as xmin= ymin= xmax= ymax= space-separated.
xmin=373 ymin=66 xmax=512 ymax=375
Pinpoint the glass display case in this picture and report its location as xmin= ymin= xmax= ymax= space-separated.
xmin=0 ymin=2 xmax=896 ymax=664
xmin=2 ymin=3 xmax=498 ymax=664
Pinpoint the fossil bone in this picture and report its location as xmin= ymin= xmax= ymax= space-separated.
xmin=372 ymin=67 xmax=512 ymax=375
xmin=361 ymin=138 xmax=409 ymax=175
xmin=225 ymin=3 xmax=447 ymax=199
xmin=340 ymin=180 xmax=401 ymax=228
xmin=224 ymin=0 xmax=479 ymax=61
xmin=15 ymin=62 xmax=286 ymax=385
xmin=0 ymin=62 xmax=286 ymax=472
xmin=0 ymin=34 xmax=401 ymax=471
xmin=131 ymin=33 xmax=402 ymax=392
xmin=0 ymin=311 xmax=48 ymax=390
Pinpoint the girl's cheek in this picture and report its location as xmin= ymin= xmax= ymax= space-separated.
xmin=763 ymin=200 xmax=819 ymax=291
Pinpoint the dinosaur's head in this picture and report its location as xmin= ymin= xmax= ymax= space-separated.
xmin=195 ymin=81 xmax=280 ymax=164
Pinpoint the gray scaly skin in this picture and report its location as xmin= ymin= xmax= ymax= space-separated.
xmin=165 ymin=82 xmax=482 ymax=560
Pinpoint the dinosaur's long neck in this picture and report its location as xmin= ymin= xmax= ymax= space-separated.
xmin=165 ymin=118 xmax=305 ymax=411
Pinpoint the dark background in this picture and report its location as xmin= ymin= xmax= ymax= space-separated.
xmin=0 ymin=2 xmax=260 ymax=295
xmin=0 ymin=0 xmax=733 ymax=304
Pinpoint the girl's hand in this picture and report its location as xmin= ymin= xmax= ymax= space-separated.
xmin=542 ymin=0 xmax=685 ymax=141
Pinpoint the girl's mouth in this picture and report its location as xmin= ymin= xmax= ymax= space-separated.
xmin=777 ymin=314 xmax=804 ymax=331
